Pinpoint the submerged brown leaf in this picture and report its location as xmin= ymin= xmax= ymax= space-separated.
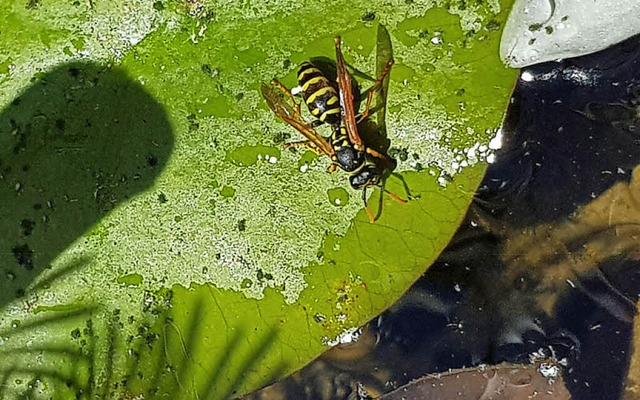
xmin=473 ymin=165 xmax=640 ymax=316
xmin=625 ymin=298 xmax=640 ymax=399
xmin=380 ymin=361 xmax=571 ymax=400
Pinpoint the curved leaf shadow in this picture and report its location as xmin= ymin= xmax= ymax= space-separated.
xmin=0 ymin=61 xmax=174 ymax=397
xmin=0 ymin=305 xmax=97 ymax=398
xmin=0 ymin=61 xmax=174 ymax=307
xmin=0 ymin=304 xmax=95 ymax=338
xmin=0 ymin=366 xmax=15 ymax=399
xmin=120 ymin=287 xmax=283 ymax=400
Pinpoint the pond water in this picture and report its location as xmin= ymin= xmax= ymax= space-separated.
xmin=245 ymin=33 xmax=640 ymax=400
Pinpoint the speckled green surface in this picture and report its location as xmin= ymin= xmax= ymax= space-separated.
xmin=0 ymin=0 xmax=516 ymax=398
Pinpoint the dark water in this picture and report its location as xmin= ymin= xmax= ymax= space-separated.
xmin=247 ymin=34 xmax=640 ymax=400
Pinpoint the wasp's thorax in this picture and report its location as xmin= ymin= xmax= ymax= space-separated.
xmin=331 ymin=125 xmax=365 ymax=172
xmin=335 ymin=146 xmax=365 ymax=172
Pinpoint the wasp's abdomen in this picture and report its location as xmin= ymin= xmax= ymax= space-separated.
xmin=298 ymin=62 xmax=341 ymax=126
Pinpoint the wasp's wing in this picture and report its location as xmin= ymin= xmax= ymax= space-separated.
xmin=334 ymin=37 xmax=364 ymax=149
xmin=260 ymin=83 xmax=335 ymax=156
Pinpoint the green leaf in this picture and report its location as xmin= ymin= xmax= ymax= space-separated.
xmin=0 ymin=0 xmax=517 ymax=398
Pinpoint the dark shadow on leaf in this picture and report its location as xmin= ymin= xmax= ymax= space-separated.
xmin=202 ymin=329 xmax=244 ymax=399
xmin=223 ymin=327 xmax=279 ymax=400
xmin=0 ymin=60 xmax=174 ymax=397
xmin=358 ymin=25 xmax=394 ymax=154
xmin=0 ymin=301 xmax=103 ymax=398
xmin=0 ymin=367 xmax=86 ymax=393
xmin=258 ymin=363 xmax=290 ymax=396
xmin=175 ymin=296 xmax=206 ymax=390
xmin=146 ymin=305 xmax=174 ymax=393
xmin=16 ymin=373 xmax=40 ymax=400
xmin=0 ymin=61 xmax=174 ymax=309
xmin=86 ymin=310 xmax=97 ymax=400
xmin=0 ymin=366 xmax=16 ymax=399
xmin=0 ymin=345 xmax=84 ymax=359
xmin=95 ymin=312 xmax=118 ymax=400
xmin=29 ymin=256 xmax=92 ymax=293
xmin=112 ymin=285 xmax=285 ymax=400
xmin=375 ymin=24 xmax=393 ymax=133
xmin=0 ymin=305 xmax=95 ymax=337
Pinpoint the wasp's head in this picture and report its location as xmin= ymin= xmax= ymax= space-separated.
xmin=335 ymin=147 xmax=365 ymax=172
xmin=349 ymin=164 xmax=380 ymax=189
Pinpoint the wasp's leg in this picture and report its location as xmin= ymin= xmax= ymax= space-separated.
xmin=376 ymin=184 xmax=408 ymax=204
xmin=389 ymin=172 xmax=415 ymax=200
xmin=326 ymin=163 xmax=338 ymax=174
xmin=357 ymin=60 xmax=394 ymax=123
xmin=384 ymin=188 xmax=408 ymax=204
xmin=362 ymin=188 xmax=377 ymax=223
xmin=271 ymin=79 xmax=302 ymax=115
xmin=283 ymin=140 xmax=326 ymax=155
xmin=365 ymin=147 xmax=391 ymax=161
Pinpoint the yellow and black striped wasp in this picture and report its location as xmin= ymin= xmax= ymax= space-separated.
xmin=260 ymin=36 xmax=406 ymax=222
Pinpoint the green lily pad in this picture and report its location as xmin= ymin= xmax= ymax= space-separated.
xmin=0 ymin=0 xmax=517 ymax=398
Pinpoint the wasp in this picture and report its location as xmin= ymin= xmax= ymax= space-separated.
xmin=261 ymin=36 xmax=406 ymax=222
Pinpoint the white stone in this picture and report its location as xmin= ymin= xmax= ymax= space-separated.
xmin=501 ymin=0 xmax=640 ymax=67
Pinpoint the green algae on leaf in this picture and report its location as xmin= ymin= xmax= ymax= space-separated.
xmin=117 ymin=273 xmax=144 ymax=287
xmin=0 ymin=0 xmax=517 ymax=398
xmin=328 ymin=187 xmax=350 ymax=207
